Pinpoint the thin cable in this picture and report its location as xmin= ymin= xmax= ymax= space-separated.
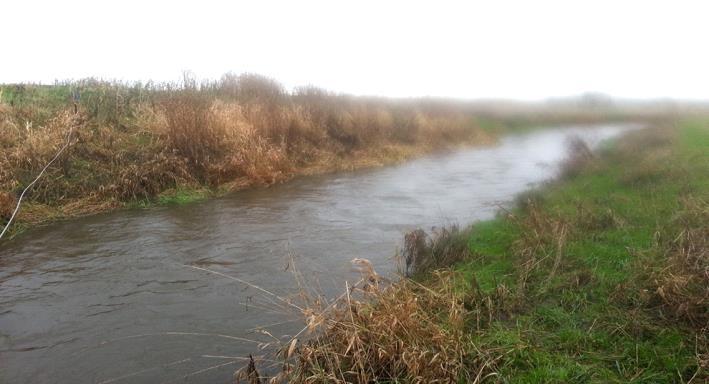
xmin=0 ymin=115 xmax=76 ymax=240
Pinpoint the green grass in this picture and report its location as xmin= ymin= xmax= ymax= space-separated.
xmin=156 ymin=187 xmax=210 ymax=205
xmin=128 ymin=187 xmax=211 ymax=209
xmin=280 ymin=119 xmax=705 ymax=383
xmin=448 ymin=120 xmax=708 ymax=383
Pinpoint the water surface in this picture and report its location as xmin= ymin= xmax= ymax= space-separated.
xmin=0 ymin=125 xmax=635 ymax=383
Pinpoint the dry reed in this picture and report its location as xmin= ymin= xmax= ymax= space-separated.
xmin=0 ymin=76 xmax=500 ymax=234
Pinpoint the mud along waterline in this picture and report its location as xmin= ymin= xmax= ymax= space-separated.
xmin=0 ymin=125 xmax=635 ymax=383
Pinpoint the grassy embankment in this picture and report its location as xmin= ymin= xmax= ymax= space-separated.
xmin=0 ymin=75 xmax=643 ymax=238
xmin=284 ymin=120 xmax=707 ymax=383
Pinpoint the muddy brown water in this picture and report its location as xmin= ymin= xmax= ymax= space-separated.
xmin=0 ymin=125 xmax=638 ymax=383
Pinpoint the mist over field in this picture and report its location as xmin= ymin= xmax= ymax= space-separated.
xmin=1 ymin=1 xmax=707 ymax=384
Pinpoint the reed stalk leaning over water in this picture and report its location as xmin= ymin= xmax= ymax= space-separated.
xmin=0 ymin=110 xmax=78 ymax=240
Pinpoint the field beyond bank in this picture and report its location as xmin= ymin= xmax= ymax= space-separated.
xmin=285 ymin=120 xmax=708 ymax=383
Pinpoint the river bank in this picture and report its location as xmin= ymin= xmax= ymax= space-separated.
xmin=0 ymin=124 xmax=637 ymax=383
xmin=0 ymin=76 xmax=667 ymax=239
xmin=286 ymin=119 xmax=708 ymax=383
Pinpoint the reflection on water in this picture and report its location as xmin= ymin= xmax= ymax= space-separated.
xmin=0 ymin=124 xmax=637 ymax=383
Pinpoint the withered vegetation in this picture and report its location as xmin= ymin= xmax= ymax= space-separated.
xmin=261 ymin=121 xmax=708 ymax=383
xmin=0 ymin=74 xmax=666 ymax=237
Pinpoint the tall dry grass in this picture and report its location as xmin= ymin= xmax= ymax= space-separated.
xmin=0 ymin=73 xmax=670 ymax=234
xmin=250 ymin=259 xmax=503 ymax=384
xmin=401 ymin=225 xmax=472 ymax=276
xmin=273 ymin=126 xmax=709 ymax=383
xmin=0 ymin=75 xmax=499 ymax=232
xmin=644 ymin=196 xmax=708 ymax=328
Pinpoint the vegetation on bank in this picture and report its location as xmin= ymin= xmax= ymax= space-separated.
xmin=2 ymin=75 xmax=496 ymax=237
xmin=0 ymin=74 xmax=663 ymax=238
xmin=279 ymin=120 xmax=707 ymax=383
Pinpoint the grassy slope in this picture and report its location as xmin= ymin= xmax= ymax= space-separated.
xmin=288 ymin=119 xmax=706 ymax=384
xmin=456 ymin=120 xmax=708 ymax=382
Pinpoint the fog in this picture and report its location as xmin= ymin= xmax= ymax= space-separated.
xmin=3 ymin=0 xmax=709 ymax=100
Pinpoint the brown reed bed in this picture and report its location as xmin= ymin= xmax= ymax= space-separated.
xmin=1 ymin=74 xmax=670 ymax=237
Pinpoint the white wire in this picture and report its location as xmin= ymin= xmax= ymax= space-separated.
xmin=0 ymin=116 xmax=75 ymax=240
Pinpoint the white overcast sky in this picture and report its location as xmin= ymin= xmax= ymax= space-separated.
xmin=2 ymin=0 xmax=708 ymax=100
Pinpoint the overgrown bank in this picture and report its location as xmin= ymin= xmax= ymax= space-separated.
xmin=1 ymin=77 xmax=495 ymax=237
xmin=0 ymin=75 xmax=658 ymax=238
xmin=283 ymin=120 xmax=707 ymax=383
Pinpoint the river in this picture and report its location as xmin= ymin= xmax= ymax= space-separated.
xmin=0 ymin=124 xmax=636 ymax=383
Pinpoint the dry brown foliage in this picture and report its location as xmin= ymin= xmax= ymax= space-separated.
xmin=560 ymin=135 xmax=594 ymax=179
xmin=0 ymin=79 xmax=498 ymax=236
xmin=402 ymin=225 xmax=472 ymax=276
xmin=650 ymin=197 xmax=708 ymax=328
xmin=572 ymin=202 xmax=625 ymax=231
xmin=507 ymin=202 xmax=569 ymax=293
xmin=0 ymin=191 xmax=16 ymax=221
xmin=615 ymin=126 xmax=676 ymax=187
xmin=162 ymin=90 xmax=226 ymax=182
xmin=286 ymin=261 xmax=501 ymax=384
